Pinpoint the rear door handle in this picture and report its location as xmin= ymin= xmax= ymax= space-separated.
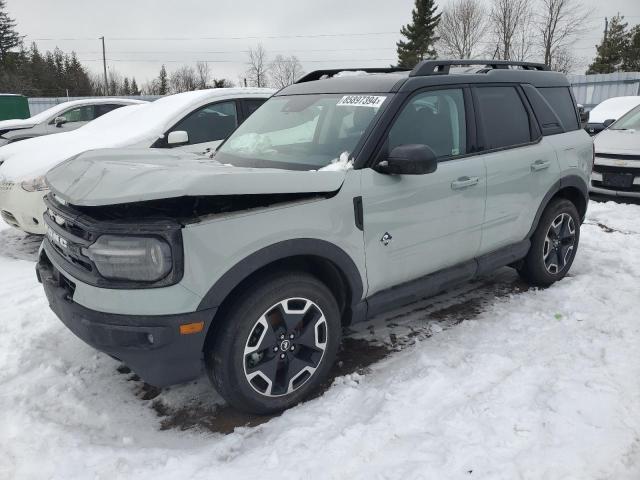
xmin=451 ymin=176 xmax=480 ymax=190
xmin=531 ymin=160 xmax=551 ymax=171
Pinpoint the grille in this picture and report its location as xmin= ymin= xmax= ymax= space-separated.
xmin=596 ymin=153 xmax=640 ymax=161
xmin=592 ymin=164 xmax=640 ymax=175
xmin=0 ymin=181 xmax=15 ymax=192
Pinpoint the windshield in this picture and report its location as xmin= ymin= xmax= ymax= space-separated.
xmin=215 ymin=93 xmax=390 ymax=170
xmin=610 ymin=105 xmax=640 ymax=130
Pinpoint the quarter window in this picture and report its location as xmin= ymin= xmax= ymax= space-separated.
xmin=170 ymin=101 xmax=238 ymax=145
xmin=475 ymin=86 xmax=532 ymax=149
xmin=538 ymin=87 xmax=579 ymax=131
xmin=388 ymin=88 xmax=467 ymax=159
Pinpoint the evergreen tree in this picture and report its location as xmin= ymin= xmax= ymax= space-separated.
xmin=158 ymin=65 xmax=168 ymax=95
xmin=130 ymin=77 xmax=140 ymax=95
xmin=0 ymin=0 xmax=21 ymax=64
xmin=122 ymin=77 xmax=131 ymax=95
xmin=587 ymin=15 xmax=631 ymax=74
xmin=622 ymin=25 xmax=640 ymax=71
xmin=396 ymin=0 xmax=441 ymax=68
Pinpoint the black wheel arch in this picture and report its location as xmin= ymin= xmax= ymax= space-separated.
xmin=197 ymin=238 xmax=365 ymax=328
xmin=527 ymin=174 xmax=588 ymax=238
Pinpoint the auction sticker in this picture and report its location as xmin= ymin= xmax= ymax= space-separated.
xmin=337 ymin=95 xmax=387 ymax=108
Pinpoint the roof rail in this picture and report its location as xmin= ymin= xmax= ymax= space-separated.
xmin=410 ymin=59 xmax=549 ymax=77
xmin=295 ymin=67 xmax=410 ymax=84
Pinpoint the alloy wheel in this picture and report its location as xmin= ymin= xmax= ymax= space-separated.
xmin=543 ymin=212 xmax=576 ymax=274
xmin=243 ymin=298 xmax=328 ymax=397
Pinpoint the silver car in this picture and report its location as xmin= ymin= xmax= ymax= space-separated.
xmin=0 ymin=98 xmax=146 ymax=147
xmin=37 ymin=60 xmax=593 ymax=414
xmin=590 ymin=104 xmax=640 ymax=198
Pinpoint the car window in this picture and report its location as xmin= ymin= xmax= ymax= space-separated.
xmin=170 ymin=101 xmax=238 ymax=145
xmin=95 ymin=104 xmax=125 ymax=118
xmin=244 ymin=99 xmax=267 ymax=116
xmin=475 ymin=86 xmax=531 ymax=149
xmin=538 ymin=87 xmax=579 ymax=131
xmin=610 ymin=105 xmax=640 ymax=130
xmin=57 ymin=105 xmax=95 ymax=123
xmin=388 ymin=88 xmax=467 ymax=159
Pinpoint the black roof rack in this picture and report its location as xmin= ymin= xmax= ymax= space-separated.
xmin=410 ymin=59 xmax=549 ymax=76
xmin=295 ymin=67 xmax=410 ymax=84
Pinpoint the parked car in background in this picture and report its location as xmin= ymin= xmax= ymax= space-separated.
xmin=37 ymin=60 xmax=591 ymax=414
xmin=585 ymin=96 xmax=640 ymax=136
xmin=0 ymin=88 xmax=273 ymax=234
xmin=0 ymin=94 xmax=30 ymax=121
xmin=590 ymin=104 xmax=640 ymax=198
xmin=0 ymin=98 xmax=146 ymax=147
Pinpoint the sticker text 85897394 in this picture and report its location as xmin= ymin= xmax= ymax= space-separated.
xmin=337 ymin=95 xmax=387 ymax=108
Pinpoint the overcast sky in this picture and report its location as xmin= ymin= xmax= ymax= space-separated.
xmin=5 ymin=0 xmax=640 ymax=87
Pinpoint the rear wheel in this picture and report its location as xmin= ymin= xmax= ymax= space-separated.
xmin=518 ymin=198 xmax=580 ymax=287
xmin=206 ymin=272 xmax=341 ymax=414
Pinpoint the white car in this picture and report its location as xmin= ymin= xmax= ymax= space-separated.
xmin=590 ymin=104 xmax=640 ymax=198
xmin=0 ymin=88 xmax=274 ymax=234
xmin=585 ymin=96 xmax=640 ymax=136
xmin=0 ymin=98 xmax=146 ymax=147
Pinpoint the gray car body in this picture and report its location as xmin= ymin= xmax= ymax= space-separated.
xmin=41 ymin=67 xmax=592 ymax=386
xmin=0 ymin=98 xmax=144 ymax=147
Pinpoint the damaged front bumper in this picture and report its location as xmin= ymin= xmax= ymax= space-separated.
xmin=37 ymin=249 xmax=217 ymax=387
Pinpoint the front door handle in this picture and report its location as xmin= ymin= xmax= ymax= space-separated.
xmin=451 ymin=176 xmax=480 ymax=190
xmin=531 ymin=160 xmax=551 ymax=171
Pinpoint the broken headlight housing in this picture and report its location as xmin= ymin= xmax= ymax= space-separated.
xmin=82 ymin=235 xmax=172 ymax=282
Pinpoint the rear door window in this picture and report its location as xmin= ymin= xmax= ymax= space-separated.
xmin=475 ymin=86 xmax=532 ymax=150
xmin=538 ymin=87 xmax=579 ymax=131
xmin=95 ymin=104 xmax=125 ymax=118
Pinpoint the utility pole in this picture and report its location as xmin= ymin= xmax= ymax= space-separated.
xmin=99 ymin=36 xmax=108 ymax=96
xmin=603 ymin=17 xmax=608 ymax=43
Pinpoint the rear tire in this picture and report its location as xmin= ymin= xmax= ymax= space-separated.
xmin=518 ymin=198 xmax=580 ymax=287
xmin=205 ymin=271 xmax=341 ymax=414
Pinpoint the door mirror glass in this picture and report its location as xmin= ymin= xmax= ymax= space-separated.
xmin=167 ymin=130 xmax=189 ymax=145
xmin=54 ymin=116 xmax=67 ymax=127
xmin=377 ymin=144 xmax=438 ymax=175
xmin=603 ymin=118 xmax=615 ymax=128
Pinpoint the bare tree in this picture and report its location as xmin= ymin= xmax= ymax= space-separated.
xmin=245 ymin=44 xmax=269 ymax=87
xmin=536 ymin=0 xmax=589 ymax=68
xmin=549 ymin=47 xmax=576 ymax=73
xmin=169 ymin=65 xmax=197 ymax=93
xmin=212 ymin=78 xmax=234 ymax=88
xmin=437 ymin=0 xmax=488 ymax=59
xmin=511 ymin=16 xmax=535 ymax=61
xmin=269 ymin=55 xmax=305 ymax=88
xmin=488 ymin=0 xmax=530 ymax=60
xmin=195 ymin=61 xmax=210 ymax=89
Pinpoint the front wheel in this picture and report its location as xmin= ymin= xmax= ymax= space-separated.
xmin=206 ymin=272 xmax=341 ymax=414
xmin=518 ymin=198 xmax=580 ymax=287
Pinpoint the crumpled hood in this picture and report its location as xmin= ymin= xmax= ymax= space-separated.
xmin=46 ymin=148 xmax=348 ymax=206
xmin=594 ymin=128 xmax=640 ymax=155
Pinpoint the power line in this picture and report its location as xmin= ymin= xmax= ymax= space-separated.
xmin=80 ymin=58 xmax=398 ymax=63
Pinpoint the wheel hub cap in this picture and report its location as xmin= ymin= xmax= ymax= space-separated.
xmin=543 ymin=212 xmax=576 ymax=275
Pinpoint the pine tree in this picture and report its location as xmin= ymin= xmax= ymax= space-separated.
xmin=396 ymin=0 xmax=441 ymax=68
xmin=130 ymin=77 xmax=140 ymax=95
xmin=587 ymin=15 xmax=631 ymax=74
xmin=0 ymin=0 xmax=21 ymax=64
xmin=158 ymin=65 xmax=168 ymax=95
xmin=622 ymin=25 xmax=640 ymax=71
xmin=122 ymin=77 xmax=131 ymax=95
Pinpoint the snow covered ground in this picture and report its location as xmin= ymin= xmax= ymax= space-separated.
xmin=1 ymin=200 xmax=639 ymax=479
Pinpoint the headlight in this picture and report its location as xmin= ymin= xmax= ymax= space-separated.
xmin=82 ymin=235 xmax=172 ymax=282
xmin=21 ymin=175 xmax=49 ymax=192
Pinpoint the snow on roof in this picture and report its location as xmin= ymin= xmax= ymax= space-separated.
xmin=0 ymin=88 xmax=275 ymax=180
xmin=589 ymin=96 xmax=640 ymax=123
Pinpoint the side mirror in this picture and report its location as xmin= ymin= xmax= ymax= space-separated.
xmin=54 ymin=116 xmax=67 ymax=127
xmin=603 ymin=118 xmax=616 ymax=128
xmin=377 ymin=144 xmax=438 ymax=175
xmin=167 ymin=130 xmax=189 ymax=146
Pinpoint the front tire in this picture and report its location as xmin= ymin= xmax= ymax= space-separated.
xmin=206 ymin=271 xmax=341 ymax=414
xmin=518 ymin=198 xmax=580 ymax=287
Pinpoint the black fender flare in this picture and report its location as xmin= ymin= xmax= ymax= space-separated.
xmin=526 ymin=174 xmax=589 ymax=238
xmin=196 ymin=238 xmax=365 ymax=314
